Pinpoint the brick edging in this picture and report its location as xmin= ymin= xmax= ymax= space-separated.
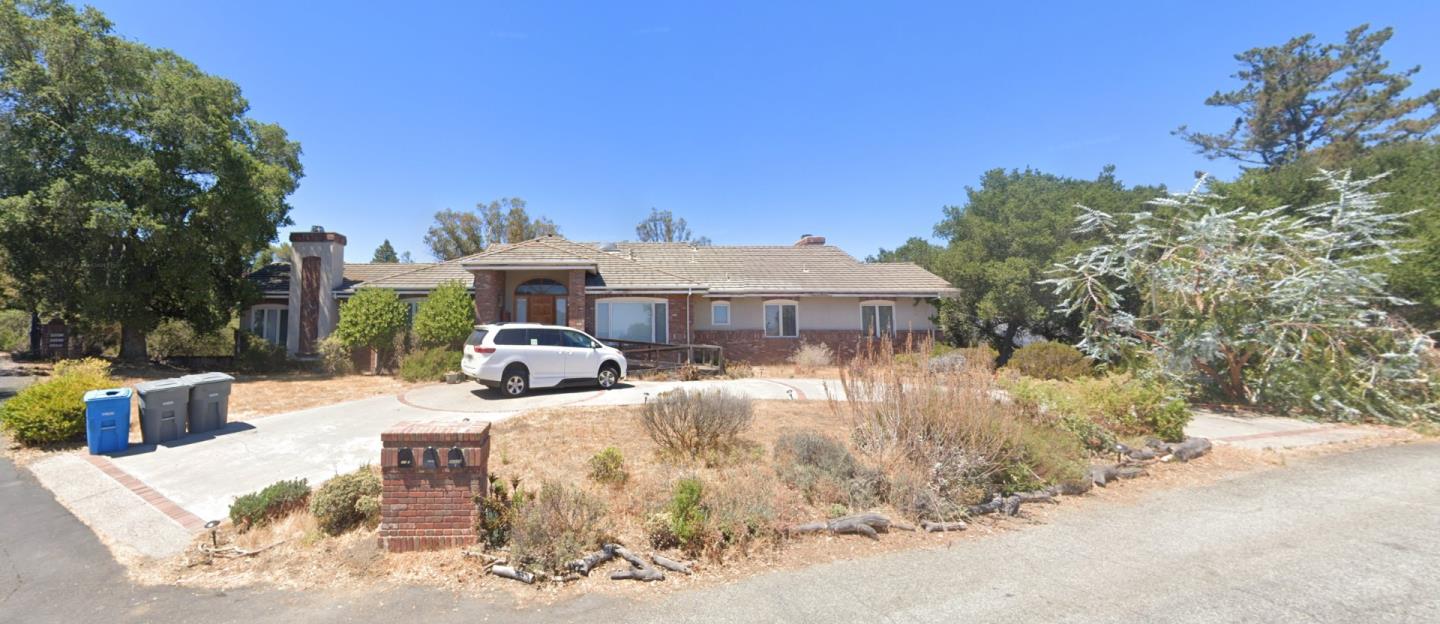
xmin=83 ymin=455 xmax=207 ymax=532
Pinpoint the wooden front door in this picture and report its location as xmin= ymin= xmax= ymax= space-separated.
xmin=524 ymin=295 xmax=556 ymax=325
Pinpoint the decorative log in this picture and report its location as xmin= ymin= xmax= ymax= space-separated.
xmin=609 ymin=544 xmax=665 ymax=582
xmin=492 ymin=565 xmax=535 ymax=584
xmin=1114 ymin=466 xmax=1147 ymax=480
xmin=890 ymin=522 xmax=918 ymax=532
xmin=1090 ymin=464 xmax=1120 ymax=487
xmin=651 ymin=554 xmax=694 ymax=575
xmin=1163 ymin=437 xmax=1213 ymax=462
xmin=921 ymin=520 xmax=967 ymax=533
xmin=567 ymin=544 xmax=616 ymax=576
xmin=967 ymin=494 xmax=1006 ymax=515
xmin=611 ymin=567 xmax=666 ymax=582
xmin=791 ymin=521 xmax=829 ymax=534
xmin=1059 ymin=479 xmax=1093 ymax=496
xmin=789 ymin=513 xmax=895 ymax=540
xmin=1015 ymin=486 xmax=1060 ymax=504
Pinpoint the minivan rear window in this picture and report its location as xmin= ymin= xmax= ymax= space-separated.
xmin=493 ymin=329 xmax=527 ymax=346
xmin=465 ymin=330 xmax=488 ymax=346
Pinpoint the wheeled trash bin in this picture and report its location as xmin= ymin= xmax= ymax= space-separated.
xmin=181 ymin=372 xmax=235 ymax=434
xmin=134 ymin=378 xmax=190 ymax=444
xmin=83 ymin=388 xmax=131 ymax=454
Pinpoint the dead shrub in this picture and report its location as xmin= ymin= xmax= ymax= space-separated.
xmin=772 ymin=431 xmax=883 ymax=511
xmin=508 ymin=481 xmax=606 ymax=575
xmin=832 ymin=356 xmax=1083 ymax=519
xmin=788 ymin=341 xmax=834 ymax=370
xmin=641 ymin=388 xmax=754 ymax=462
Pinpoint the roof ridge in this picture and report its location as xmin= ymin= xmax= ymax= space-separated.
xmin=540 ymin=238 xmax=704 ymax=285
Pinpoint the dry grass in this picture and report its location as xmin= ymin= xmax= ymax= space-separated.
xmin=130 ymin=397 xmax=1425 ymax=603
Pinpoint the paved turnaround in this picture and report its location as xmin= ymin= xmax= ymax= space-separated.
xmin=4 ymin=441 xmax=1438 ymax=623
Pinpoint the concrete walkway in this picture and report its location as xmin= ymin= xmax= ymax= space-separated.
xmin=30 ymin=377 xmax=842 ymax=559
xmin=1185 ymin=408 xmax=1393 ymax=450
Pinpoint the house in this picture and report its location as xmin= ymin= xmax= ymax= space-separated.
xmin=245 ymin=228 xmax=955 ymax=363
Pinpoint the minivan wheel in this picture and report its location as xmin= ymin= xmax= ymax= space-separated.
xmin=597 ymin=364 xmax=619 ymax=389
xmin=502 ymin=370 xmax=528 ymax=397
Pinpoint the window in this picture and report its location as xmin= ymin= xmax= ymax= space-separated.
xmin=465 ymin=329 xmax=489 ymax=346
xmin=515 ymin=278 xmax=567 ymax=295
xmin=861 ymin=302 xmax=895 ymax=338
xmin=405 ymin=301 xmax=421 ymax=327
xmin=531 ymin=328 xmax=564 ymax=347
xmin=516 ymin=297 xmax=528 ymax=323
xmin=556 ymin=297 xmax=567 ymax=326
xmin=562 ymin=330 xmax=596 ymax=349
xmin=764 ymin=301 xmax=798 ymax=338
xmin=249 ymin=307 xmax=288 ymax=346
xmin=596 ymin=300 xmax=669 ymax=343
xmin=711 ymin=301 xmax=730 ymax=326
xmin=494 ymin=329 xmax=527 ymax=346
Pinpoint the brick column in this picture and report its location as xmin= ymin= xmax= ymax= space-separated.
xmin=566 ymin=269 xmax=587 ymax=330
xmin=379 ymin=421 xmax=491 ymax=553
xmin=472 ymin=270 xmax=502 ymax=324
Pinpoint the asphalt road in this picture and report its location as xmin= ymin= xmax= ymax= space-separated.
xmin=3 ymin=442 xmax=1438 ymax=623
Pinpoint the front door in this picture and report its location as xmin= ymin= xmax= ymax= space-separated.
xmin=523 ymin=295 xmax=556 ymax=325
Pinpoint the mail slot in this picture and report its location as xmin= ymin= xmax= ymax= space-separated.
xmin=447 ymin=447 xmax=465 ymax=468
xmin=422 ymin=446 xmax=439 ymax=469
xmin=397 ymin=447 xmax=414 ymax=468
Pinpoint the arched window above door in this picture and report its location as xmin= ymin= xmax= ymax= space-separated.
xmin=515 ymin=278 xmax=567 ymax=295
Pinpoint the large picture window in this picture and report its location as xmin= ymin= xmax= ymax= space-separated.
xmin=596 ymin=299 xmax=669 ymax=343
xmin=249 ymin=307 xmax=289 ymax=346
xmin=764 ymin=301 xmax=798 ymax=338
xmin=861 ymin=301 xmax=895 ymax=338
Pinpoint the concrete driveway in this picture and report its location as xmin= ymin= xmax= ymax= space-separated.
xmin=29 ymin=376 xmax=842 ymax=559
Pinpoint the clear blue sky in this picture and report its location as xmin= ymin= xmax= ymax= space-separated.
xmin=87 ymin=1 xmax=1440 ymax=261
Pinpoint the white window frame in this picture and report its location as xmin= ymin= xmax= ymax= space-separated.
xmin=763 ymin=299 xmax=799 ymax=338
xmin=711 ymin=301 xmax=730 ymax=326
xmin=860 ymin=300 xmax=896 ymax=338
xmin=595 ymin=297 xmax=670 ymax=343
xmin=249 ymin=305 xmax=288 ymax=346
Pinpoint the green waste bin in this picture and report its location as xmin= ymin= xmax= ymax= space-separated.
xmin=181 ymin=372 xmax=234 ymax=434
xmin=134 ymin=378 xmax=190 ymax=444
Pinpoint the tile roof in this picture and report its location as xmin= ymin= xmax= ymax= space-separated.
xmin=245 ymin=237 xmax=955 ymax=296
xmin=247 ymin=263 xmax=291 ymax=293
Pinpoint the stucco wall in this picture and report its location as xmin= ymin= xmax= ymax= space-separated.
xmin=286 ymin=238 xmax=346 ymax=354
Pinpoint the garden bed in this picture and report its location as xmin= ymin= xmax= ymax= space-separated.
xmin=125 ymin=399 xmax=1344 ymax=602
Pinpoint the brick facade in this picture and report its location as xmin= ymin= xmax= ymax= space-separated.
xmin=693 ymin=329 xmax=935 ymax=364
xmin=473 ymin=270 xmax=503 ymax=325
xmin=566 ymin=270 xmax=587 ymax=330
xmin=378 ymin=421 xmax=491 ymax=553
xmin=582 ymin=293 xmax=692 ymax=343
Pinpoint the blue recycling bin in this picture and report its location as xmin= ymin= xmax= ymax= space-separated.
xmin=83 ymin=388 xmax=132 ymax=455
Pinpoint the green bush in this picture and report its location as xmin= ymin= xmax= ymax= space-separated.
xmin=773 ymin=431 xmax=881 ymax=510
xmin=1007 ymin=374 xmax=1191 ymax=444
xmin=397 ymin=346 xmax=461 ymax=382
xmin=667 ymin=477 xmax=708 ymax=554
xmin=0 ymin=309 xmax=28 ymax=353
xmin=309 ymin=467 xmax=382 ymax=535
xmin=0 ymin=359 xmax=116 ymax=446
xmin=333 ymin=288 xmax=409 ymax=351
xmin=1006 ymin=341 xmax=1093 ymax=380
xmin=235 ymin=334 xmax=292 ymax=373
xmin=475 ymin=475 xmax=527 ymax=549
xmin=508 ymin=481 xmax=605 ymax=574
xmin=413 ymin=281 xmax=475 ymax=348
xmin=587 ymin=446 xmax=628 ymax=485
xmin=148 ymin=320 xmax=233 ymax=360
xmin=229 ymin=479 xmax=310 ymax=531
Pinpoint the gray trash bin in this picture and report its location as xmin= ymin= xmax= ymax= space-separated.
xmin=181 ymin=372 xmax=235 ymax=434
xmin=134 ymin=378 xmax=190 ymax=444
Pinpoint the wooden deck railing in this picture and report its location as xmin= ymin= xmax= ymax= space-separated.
xmin=601 ymin=338 xmax=725 ymax=373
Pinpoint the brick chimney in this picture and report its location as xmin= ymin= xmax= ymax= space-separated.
xmin=794 ymin=234 xmax=827 ymax=247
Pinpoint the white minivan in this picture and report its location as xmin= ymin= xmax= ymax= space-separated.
xmin=461 ymin=323 xmax=628 ymax=397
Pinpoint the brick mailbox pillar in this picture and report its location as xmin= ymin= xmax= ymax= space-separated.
xmin=379 ymin=421 xmax=491 ymax=553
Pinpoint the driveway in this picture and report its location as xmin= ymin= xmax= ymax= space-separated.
xmin=6 ymin=442 xmax=1438 ymax=623
xmin=29 ymin=376 xmax=842 ymax=558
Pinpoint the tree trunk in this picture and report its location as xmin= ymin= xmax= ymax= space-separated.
xmin=994 ymin=324 xmax=1020 ymax=366
xmin=119 ymin=324 xmax=148 ymax=362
